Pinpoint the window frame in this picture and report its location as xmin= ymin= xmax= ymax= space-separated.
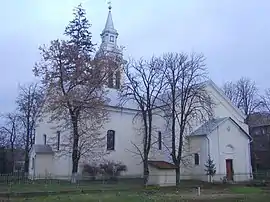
xmin=43 ymin=134 xmax=47 ymax=145
xmin=110 ymin=35 xmax=114 ymax=42
xmin=194 ymin=153 xmax=199 ymax=165
xmin=107 ymin=130 xmax=115 ymax=151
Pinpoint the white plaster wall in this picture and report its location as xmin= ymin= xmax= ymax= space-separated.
xmin=209 ymin=119 xmax=252 ymax=182
xmin=99 ymin=108 xmax=144 ymax=176
xmin=148 ymin=166 xmax=159 ymax=185
xmin=159 ymin=169 xmax=176 ymax=186
xmin=35 ymin=115 xmax=72 ymax=178
xmin=34 ymin=154 xmax=54 ymax=178
xmin=148 ymin=166 xmax=176 ymax=187
xmin=185 ymin=136 xmax=208 ymax=181
xmin=205 ymin=83 xmax=248 ymax=132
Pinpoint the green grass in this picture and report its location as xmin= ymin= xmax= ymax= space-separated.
xmin=12 ymin=192 xmax=270 ymax=202
xmin=229 ymin=186 xmax=263 ymax=194
xmin=0 ymin=180 xmax=269 ymax=201
xmin=0 ymin=181 xmax=141 ymax=193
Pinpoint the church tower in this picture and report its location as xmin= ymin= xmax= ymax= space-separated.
xmin=96 ymin=3 xmax=123 ymax=89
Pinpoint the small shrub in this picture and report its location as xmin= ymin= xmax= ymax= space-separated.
xmin=82 ymin=164 xmax=100 ymax=180
xmin=99 ymin=161 xmax=127 ymax=181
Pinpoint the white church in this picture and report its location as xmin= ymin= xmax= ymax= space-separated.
xmin=28 ymin=5 xmax=253 ymax=186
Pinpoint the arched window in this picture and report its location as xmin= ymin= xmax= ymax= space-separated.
xmin=225 ymin=144 xmax=235 ymax=153
xmin=107 ymin=130 xmax=115 ymax=151
xmin=194 ymin=153 xmax=199 ymax=165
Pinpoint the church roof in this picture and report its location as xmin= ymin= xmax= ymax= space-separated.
xmin=32 ymin=144 xmax=54 ymax=154
xmin=106 ymin=88 xmax=139 ymax=111
xmin=191 ymin=117 xmax=227 ymax=136
xmin=101 ymin=6 xmax=118 ymax=36
xmin=190 ymin=117 xmax=252 ymax=140
xmin=148 ymin=161 xmax=177 ymax=169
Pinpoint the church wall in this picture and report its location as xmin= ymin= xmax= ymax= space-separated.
xmin=184 ymin=136 xmax=208 ymax=181
xmin=208 ymin=119 xmax=252 ymax=182
xmin=99 ymin=108 xmax=144 ymax=176
xmin=205 ymin=83 xmax=248 ymax=133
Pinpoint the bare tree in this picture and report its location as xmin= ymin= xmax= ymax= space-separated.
xmin=33 ymin=5 xmax=117 ymax=182
xmin=259 ymin=88 xmax=270 ymax=113
xmin=222 ymin=77 xmax=261 ymax=117
xmin=0 ymin=112 xmax=22 ymax=169
xmin=119 ymin=57 xmax=166 ymax=185
xmin=16 ymin=83 xmax=45 ymax=173
xmin=160 ymin=52 xmax=213 ymax=185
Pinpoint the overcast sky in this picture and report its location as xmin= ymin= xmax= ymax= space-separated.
xmin=0 ymin=0 xmax=269 ymax=113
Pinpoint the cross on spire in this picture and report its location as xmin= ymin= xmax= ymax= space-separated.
xmin=107 ymin=0 xmax=112 ymax=10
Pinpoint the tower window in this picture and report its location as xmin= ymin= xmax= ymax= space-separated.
xmin=110 ymin=36 xmax=114 ymax=42
xmin=115 ymin=70 xmax=121 ymax=89
xmin=108 ymin=70 xmax=114 ymax=88
xmin=107 ymin=130 xmax=115 ymax=150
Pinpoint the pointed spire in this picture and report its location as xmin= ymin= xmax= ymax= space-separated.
xmin=101 ymin=1 xmax=117 ymax=35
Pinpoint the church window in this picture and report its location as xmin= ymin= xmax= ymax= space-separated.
xmin=158 ymin=131 xmax=162 ymax=150
xmin=110 ymin=35 xmax=114 ymax=42
xmin=194 ymin=153 xmax=199 ymax=165
xmin=107 ymin=130 xmax=115 ymax=150
xmin=115 ymin=70 xmax=121 ymax=89
xmin=108 ymin=70 xmax=114 ymax=88
xmin=43 ymin=134 xmax=47 ymax=145
xmin=57 ymin=131 xmax=61 ymax=151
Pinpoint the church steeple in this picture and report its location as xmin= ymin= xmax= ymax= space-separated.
xmin=99 ymin=3 xmax=120 ymax=53
xmin=97 ymin=2 xmax=123 ymax=89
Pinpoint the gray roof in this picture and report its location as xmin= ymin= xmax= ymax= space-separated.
xmin=191 ymin=117 xmax=228 ymax=136
xmin=33 ymin=144 xmax=54 ymax=154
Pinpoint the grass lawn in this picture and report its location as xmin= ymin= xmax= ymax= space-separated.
xmin=12 ymin=192 xmax=270 ymax=202
xmin=0 ymin=181 xmax=141 ymax=193
xmin=0 ymin=180 xmax=269 ymax=201
xmin=229 ymin=186 xmax=263 ymax=194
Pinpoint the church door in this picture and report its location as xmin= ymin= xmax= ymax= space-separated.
xmin=226 ymin=159 xmax=233 ymax=181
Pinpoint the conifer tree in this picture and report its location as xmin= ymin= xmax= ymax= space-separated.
xmin=204 ymin=155 xmax=216 ymax=182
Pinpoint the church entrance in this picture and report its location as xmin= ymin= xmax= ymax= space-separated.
xmin=226 ymin=159 xmax=234 ymax=181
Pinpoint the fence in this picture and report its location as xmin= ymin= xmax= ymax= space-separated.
xmin=0 ymin=172 xmax=269 ymax=186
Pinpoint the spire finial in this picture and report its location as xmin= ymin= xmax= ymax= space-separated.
xmin=107 ymin=0 xmax=112 ymax=10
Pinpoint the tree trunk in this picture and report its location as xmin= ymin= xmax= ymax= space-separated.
xmin=143 ymin=160 xmax=149 ymax=186
xmin=176 ymin=166 xmax=180 ymax=186
xmin=11 ymin=144 xmax=14 ymax=173
xmin=24 ymin=118 xmax=30 ymax=173
xmin=71 ymin=116 xmax=79 ymax=183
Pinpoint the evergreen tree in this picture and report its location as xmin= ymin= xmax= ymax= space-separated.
xmin=65 ymin=4 xmax=95 ymax=56
xmin=204 ymin=155 xmax=216 ymax=182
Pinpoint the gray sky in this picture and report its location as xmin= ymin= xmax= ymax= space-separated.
xmin=0 ymin=0 xmax=269 ymax=113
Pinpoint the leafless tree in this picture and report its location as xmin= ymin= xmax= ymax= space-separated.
xmin=16 ymin=83 xmax=45 ymax=173
xmin=160 ymin=52 xmax=213 ymax=185
xmin=259 ymin=89 xmax=270 ymax=115
xmin=33 ymin=5 xmax=119 ymax=182
xmin=119 ymin=57 xmax=166 ymax=185
xmin=0 ymin=112 xmax=22 ymax=168
xmin=222 ymin=77 xmax=261 ymax=117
